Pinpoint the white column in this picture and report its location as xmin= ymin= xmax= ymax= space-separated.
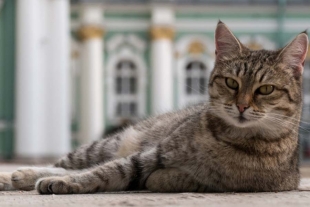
xmin=78 ymin=6 xmax=104 ymax=144
xmin=15 ymin=0 xmax=46 ymax=157
xmin=44 ymin=0 xmax=70 ymax=156
xmin=151 ymin=7 xmax=175 ymax=114
xmin=15 ymin=0 xmax=71 ymax=158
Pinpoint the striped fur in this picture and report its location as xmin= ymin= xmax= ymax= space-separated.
xmin=1 ymin=22 xmax=309 ymax=194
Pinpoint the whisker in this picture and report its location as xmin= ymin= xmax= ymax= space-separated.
xmin=267 ymin=113 xmax=310 ymax=125
xmin=266 ymin=116 xmax=310 ymax=133
xmin=261 ymin=117 xmax=300 ymax=135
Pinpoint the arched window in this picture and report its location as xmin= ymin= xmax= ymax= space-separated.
xmin=185 ymin=61 xmax=207 ymax=95
xmin=301 ymin=59 xmax=310 ymax=161
xmin=106 ymin=34 xmax=147 ymax=126
xmin=183 ymin=60 xmax=208 ymax=106
xmin=114 ymin=60 xmax=138 ymax=117
xmin=175 ymin=36 xmax=214 ymax=109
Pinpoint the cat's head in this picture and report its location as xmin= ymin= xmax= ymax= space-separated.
xmin=208 ymin=21 xmax=309 ymax=129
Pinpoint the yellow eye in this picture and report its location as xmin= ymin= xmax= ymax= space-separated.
xmin=225 ymin=78 xmax=239 ymax=90
xmin=257 ymin=85 xmax=274 ymax=95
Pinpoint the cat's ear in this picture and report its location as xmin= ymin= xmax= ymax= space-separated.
xmin=277 ymin=32 xmax=308 ymax=75
xmin=215 ymin=21 xmax=243 ymax=61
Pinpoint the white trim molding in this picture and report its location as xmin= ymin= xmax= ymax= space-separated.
xmin=106 ymin=34 xmax=147 ymax=125
xmin=175 ymin=35 xmax=214 ymax=109
xmin=239 ymin=35 xmax=276 ymax=50
xmin=176 ymin=19 xmax=278 ymax=32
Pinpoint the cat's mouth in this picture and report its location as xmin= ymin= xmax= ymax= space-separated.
xmin=237 ymin=115 xmax=248 ymax=123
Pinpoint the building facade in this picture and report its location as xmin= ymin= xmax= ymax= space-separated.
xmin=0 ymin=0 xmax=15 ymax=159
xmin=0 ymin=0 xmax=310 ymax=161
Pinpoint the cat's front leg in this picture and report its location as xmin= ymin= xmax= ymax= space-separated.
xmin=36 ymin=162 xmax=128 ymax=194
xmin=36 ymin=175 xmax=82 ymax=194
xmin=10 ymin=167 xmax=68 ymax=191
xmin=0 ymin=172 xmax=15 ymax=190
xmin=36 ymin=149 xmax=160 ymax=194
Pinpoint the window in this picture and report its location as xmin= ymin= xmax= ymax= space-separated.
xmin=114 ymin=60 xmax=138 ymax=117
xmin=183 ymin=61 xmax=208 ymax=106
xmin=301 ymin=59 xmax=310 ymax=161
xmin=302 ymin=60 xmax=310 ymax=120
xmin=106 ymin=34 xmax=147 ymax=125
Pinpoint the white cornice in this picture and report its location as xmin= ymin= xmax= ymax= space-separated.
xmin=71 ymin=1 xmax=309 ymax=15
xmin=86 ymin=4 xmax=280 ymax=14
xmin=284 ymin=20 xmax=310 ymax=32
xmin=71 ymin=18 xmax=310 ymax=33
xmin=103 ymin=19 xmax=149 ymax=31
xmin=0 ymin=0 xmax=4 ymax=11
xmin=286 ymin=5 xmax=310 ymax=13
xmin=151 ymin=7 xmax=174 ymax=25
xmin=176 ymin=19 xmax=278 ymax=32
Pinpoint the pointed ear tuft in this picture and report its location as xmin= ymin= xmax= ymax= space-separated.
xmin=278 ymin=32 xmax=308 ymax=75
xmin=215 ymin=21 xmax=243 ymax=61
xmin=301 ymin=29 xmax=308 ymax=35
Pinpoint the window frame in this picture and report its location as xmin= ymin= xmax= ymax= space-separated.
xmin=114 ymin=59 xmax=139 ymax=117
xmin=179 ymin=57 xmax=211 ymax=107
xmin=175 ymin=35 xmax=214 ymax=109
xmin=106 ymin=34 xmax=147 ymax=125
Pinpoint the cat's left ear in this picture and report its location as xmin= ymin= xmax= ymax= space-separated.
xmin=215 ymin=21 xmax=244 ymax=61
xmin=278 ymin=32 xmax=308 ymax=75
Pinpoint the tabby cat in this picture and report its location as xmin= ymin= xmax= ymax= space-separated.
xmin=0 ymin=21 xmax=309 ymax=194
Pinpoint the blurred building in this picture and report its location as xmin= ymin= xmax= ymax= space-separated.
xmin=0 ymin=0 xmax=310 ymax=161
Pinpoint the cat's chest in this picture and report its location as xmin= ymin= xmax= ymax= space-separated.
xmin=195 ymin=140 xmax=299 ymax=191
xmin=197 ymin=131 xmax=296 ymax=169
xmin=200 ymin=142 xmax=288 ymax=172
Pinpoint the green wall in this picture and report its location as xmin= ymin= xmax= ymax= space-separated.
xmin=0 ymin=0 xmax=15 ymax=159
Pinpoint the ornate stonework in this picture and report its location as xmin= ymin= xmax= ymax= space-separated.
xmin=77 ymin=25 xmax=104 ymax=41
xmin=188 ymin=40 xmax=205 ymax=54
xmin=246 ymin=41 xmax=263 ymax=50
xmin=150 ymin=26 xmax=174 ymax=40
xmin=71 ymin=50 xmax=80 ymax=59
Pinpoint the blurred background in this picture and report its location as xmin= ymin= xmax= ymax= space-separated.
xmin=0 ymin=0 xmax=309 ymax=163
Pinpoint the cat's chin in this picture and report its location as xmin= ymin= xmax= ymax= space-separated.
xmin=237 ymin=116 xmax=247 ymax=123
xmin=225 ymin=116 xmax=256 ymax=128
xmin=211 ymin=111 xmax=258 ymax=129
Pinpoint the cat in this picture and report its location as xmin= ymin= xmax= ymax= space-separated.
xmin=0 ymin=21 xmax=309 ymax=194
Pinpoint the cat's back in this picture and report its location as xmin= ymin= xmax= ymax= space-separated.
xmin=115 ymin=103 xmax=205 ymax=157
xmin=135 ymin=103 xmax=205 ymax=134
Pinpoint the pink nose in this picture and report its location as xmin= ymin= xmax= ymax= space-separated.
xmin=237 ymin=104 xmax=249 ymax=113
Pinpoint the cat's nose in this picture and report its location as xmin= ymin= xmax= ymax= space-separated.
xmin=237 ymin=104 xmax=249 ymax=113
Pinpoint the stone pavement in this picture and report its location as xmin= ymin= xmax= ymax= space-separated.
xmin=0 ymin=164 xmax=310 ymax=207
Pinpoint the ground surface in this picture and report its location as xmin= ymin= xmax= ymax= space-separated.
xmin=0 ymin=164 xmax=310 ymax=207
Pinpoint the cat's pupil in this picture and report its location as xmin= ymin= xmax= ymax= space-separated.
xmin=225 ymin=78 xmax=239 ymax=90
xmin=257 ymin=85 xmax=274 ymax=95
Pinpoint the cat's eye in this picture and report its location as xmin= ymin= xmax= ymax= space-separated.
xmin=257 ymin=85 xmax=274 ymax=95
xmin=225 ymin=78 xmax=239 ymax=90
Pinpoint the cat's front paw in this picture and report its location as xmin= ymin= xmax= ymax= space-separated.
xmin=0 ymin=172 xmax=15 ymax=191
xmin=36 ymin=176 xmax=81 ymax=194
xmin=11 ymin=168 xmax=38 ymax=190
